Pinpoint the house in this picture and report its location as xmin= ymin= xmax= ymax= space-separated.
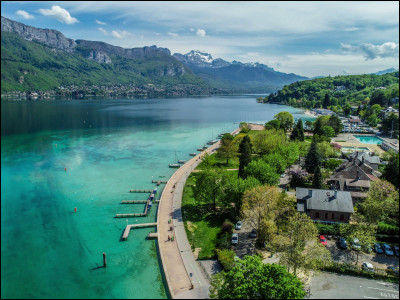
xmin=346 ymin=151 xmax=381 ymax=171
xmin=296 ymin=188 xmax=354 ymax=224
xmin=328 ymin=152 xmax=382 ymax=202
xmin=381 ymin=107 xmax=399 ymax=119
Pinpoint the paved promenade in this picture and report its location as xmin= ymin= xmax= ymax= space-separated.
xmin=157 ymin=128 xmax=240 ymax=299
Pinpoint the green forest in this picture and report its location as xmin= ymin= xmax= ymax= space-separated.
xmin=260 ymin=72 xmax=399 ymax=110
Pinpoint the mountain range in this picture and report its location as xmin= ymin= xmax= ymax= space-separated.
xmin=1 ymin=16 xmax=312 ymax=95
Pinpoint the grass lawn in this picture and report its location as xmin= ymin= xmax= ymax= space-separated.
xmin=181 ymin=171 xmax=237 ymax=259
xmin=196 ymin=152 xmax=239 ymax=170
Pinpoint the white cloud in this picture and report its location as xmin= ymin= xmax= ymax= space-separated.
xmin=111 ymin=30 xmax=129 ymax=39
xmin=96 ymin=19 xmax=106 ymax=25
xmin=167 ymin=32 xmax=178 ymax=37
xmin=196 ymin=29 xmax=206 ymax=37
xmin=16 ymin=10 xmax=34 ymax=19
xmin=341 ymin=42 xmax=399 ymax=60
xmin=98 ymin=27 xmax=108 ymax=35
xmin=38 ymin=5 xmax=78 ymax=24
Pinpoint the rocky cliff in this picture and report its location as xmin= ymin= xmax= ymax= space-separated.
xmin=1 ymin=16 xmax=77 ymax=52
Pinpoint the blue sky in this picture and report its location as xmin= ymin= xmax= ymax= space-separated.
xmin=1 ymin=1 xmax=399 ymax=77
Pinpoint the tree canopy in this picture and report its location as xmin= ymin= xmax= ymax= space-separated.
xmin=210 ymin=255 xmax=306 ymax=299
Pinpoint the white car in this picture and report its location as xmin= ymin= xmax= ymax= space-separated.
xmin=231 ymin=233 xmax=238 ymax=245
xmin=280 ymin=173 xmax=286 ymax=178
xmin=235 ymin=221 xmax=242 ymax=230
xmin=362 ymin=262 xmax=374 ymax=272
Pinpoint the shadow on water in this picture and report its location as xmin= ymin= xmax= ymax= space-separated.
xmin=90 ymin=265 xmax=106 ymax=271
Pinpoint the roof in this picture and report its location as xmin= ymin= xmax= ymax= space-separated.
xmin=345 ymin=179 xmax=371 ymax=188
xmin=348 ymin=151 xmax=381 ymax=165
xmin=330 ymin=162 xmax=371 ymax=181
xmin=350 ymin=191 xmax=368 ymax=199
xmin=296 ymin=188 xmax=354 ymax=214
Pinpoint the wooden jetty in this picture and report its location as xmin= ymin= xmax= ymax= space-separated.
xmin=152 ymin=180 xmax=168 ymax=186
xmin=147 ymin=232 xmax=158 ymax=239
xmin=115 ymin=212 xmax=146 ymax=218
xmin=122 ymin=222 xmax=157 ymax=240
xmin=121 ymin=200 xmax=148 ymax=204
xmin=129 ymin=189 xmax=153 ymax=193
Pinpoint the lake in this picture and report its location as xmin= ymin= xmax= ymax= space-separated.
xmin=1 ymin=95 xmax=312 ymax=299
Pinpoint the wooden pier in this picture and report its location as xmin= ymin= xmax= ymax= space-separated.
xmin=147 ymin=232 xmax=158 ymax=239
xmin=121 ymin=200 xmax=148 ymax=204
xmin=152 ymin=180 xmax=168 ymax=186
xmin=122 ymin=222 xmax=157 ymax=240
xmin=115 ymin=212 xmax=146 ymax=218
xmin=130 ymin=189 xmax=153 ymax=193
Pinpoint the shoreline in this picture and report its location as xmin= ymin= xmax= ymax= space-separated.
xmin=156 ymin=127 xmax=241 ymax=298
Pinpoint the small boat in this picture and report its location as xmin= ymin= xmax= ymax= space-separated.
xmin=207 ymin=140 xmax=214 ymax=145
xmin=189 ymin=153 xmax=197 ymax=156
xmin=148 ymin=201 xmax=152 ymax=208
xmin=178 ymin=160 xmax=186 ymax=164
xmin=202 ymin=145 xmax=208 ymax=150
xmin=197 ymin=148 xmax=204 ymax=151
xmin=169 ymin=164 xmax=181 ymax=168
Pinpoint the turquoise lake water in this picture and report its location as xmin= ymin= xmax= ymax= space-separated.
xmin=1 ymin=95 xmax=312 ymax=299
xmin=354 ymin=135 xmax=384 ymax=145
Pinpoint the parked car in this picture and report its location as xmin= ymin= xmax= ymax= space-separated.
xmin=235 ymin=221 xmax=243 ymax=230
xmin=339 ymin=237 xmax=348 ymax=249
xmin=280 ymin=173 xmax=286 ymax=178
xmin=231 ymin=233 xmax=238 ymax=245
xmin=394 ymin=246 xmax=399 ymax=257
xmin=386 ymin=266 xmax=399 ymax=276
xmin=351 ymin=238 xmax=361 ymax=250
xmin=362 ymin=262 xmax=374 ymax=273
xmin=374 ymin=243 xmax=384 ymax=254
xmin=382 ymin=244 xmax=394 ymax=256
xmin=319 ymin=235 xmax=327 ymax=246
xmin=250 ymin=229 xmax=257 ymax=238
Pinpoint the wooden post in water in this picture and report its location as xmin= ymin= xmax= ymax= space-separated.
xmin=103 ymin=252 xmax=107 ymax=267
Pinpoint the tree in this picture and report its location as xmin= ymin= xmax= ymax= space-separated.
xmin=323 ymin=93 xmax=330 ymax=108
xmin=327 ymin=114 xmax=343 ymax=134
xmin=265 ymin=119 xmax=281 ymax=130
xmin=224 ymin=176 xmax=261 ymax=217
xmin=274 ymin=111 xmax=294 ymax=131
xmin=382 ymin=151 xmax=399 ymax=189
xmin=241 ymin=185 xmax=282 ymax=245
xmin=296 ymin=119 xmax=305 ymax=141
xmin=276 ymin=143 xmax=300 ymax=166
xmin=238 ymin=135 xmax=252 ymax=178
xmin=210 ymin=255 xmax=306 ymax=299
xmin=304 ymin=137 xmax=321 ymax=173
xmin=290 ymin=126 xmax=300 ymax=141
xmin=361 ymin=180 xmax=399 ymax=225
xmin=278 ymin=212 xmax=331 ymax=276
xmin=217 ymin=135 xmax=237 ymax=166
xmin=322 ymin=126 xmax=335 ymax=138
xmin=317 ymin=141 xmax=339 ymax=158
xmin=312 ymin=165 xmax=323 ymax=189
xmin=369 ymin=89 xmax=387 ymax=106
xmin=380 ymin=113 xmax=399 ymax=136
xmin=244 ymin=159 xmax=280 ymax=185
xmin=262 ymin=153 xmax=287 ymax=174
xmin=313 ymin=117 xmax=324 ymax=136
xmin=339 ymin=216 xmax=376 ymax=265
xmin=193 ymin=169 xmax=227 ymax=212
xmin=252 ymin=129 xmax=286 ymax=155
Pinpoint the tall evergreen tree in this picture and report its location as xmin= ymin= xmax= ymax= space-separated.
xmin=238 ymin=135 xmax=252 ymax=178
xmin=312 ymin=165 xmax=323 ymax=188
xmin=323 ymin=93 xmax=330 ymax=108
xmin=305 ymin=137 xmax=321 ymax=173
xmin=297 ymin=119 xmax=305 ymax=141
xmin=290 ymin=126 xmax=299 ymax=141
xmin=313 ymin=117 xmax=324 ymax=136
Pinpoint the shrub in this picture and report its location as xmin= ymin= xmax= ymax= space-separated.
xmin=216 ymin=249 xmax=236 ymax=271
xmin=216 ymin=232 xmax=232 ymax=250
xmin=221 ymin=220 xmax=233 ymax=235
xmin=316 ymin=223 xmax=341 ymax=235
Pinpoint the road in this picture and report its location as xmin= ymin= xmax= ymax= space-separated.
xmin=309 ymin=272 xmax=399 ymax=299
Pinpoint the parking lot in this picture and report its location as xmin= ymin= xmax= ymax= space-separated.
xmin=231 ymin=220 xmax=257 ymax=258
xmin=326 ymin=239 xmax=399 ymax=271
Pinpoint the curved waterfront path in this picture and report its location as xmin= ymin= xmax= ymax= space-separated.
xmin=157 ymin=128 xmax=241 ymax=299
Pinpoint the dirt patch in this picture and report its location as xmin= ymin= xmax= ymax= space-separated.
xmin=193 ymin=248 xmax=202 ymax=260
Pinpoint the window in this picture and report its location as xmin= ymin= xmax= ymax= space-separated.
xmin=315 ymin=212 xmax=320 ymax=218
xmin=325 ymin=213 xmax=329 ymax=219
xmin=340 ymin=214 xmax=344 ymax=220
xmin=331 ymin=213 xmax=335 ymax=220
